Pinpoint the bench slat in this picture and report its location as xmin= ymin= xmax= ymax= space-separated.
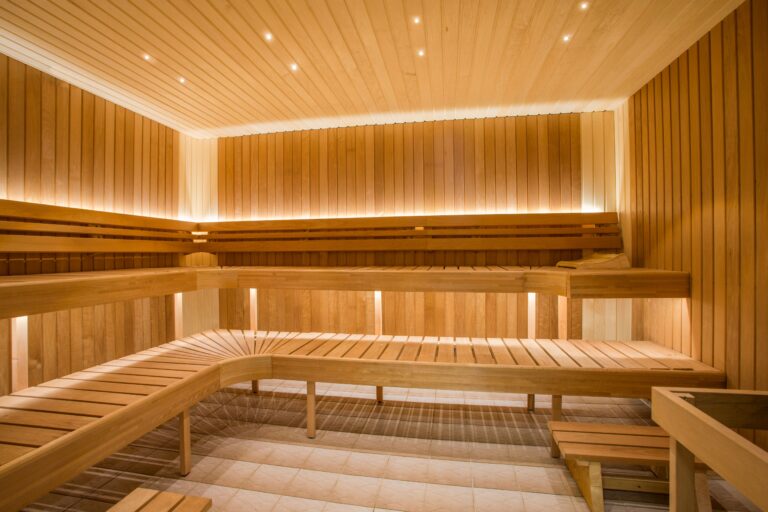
xmin=549 ymin=421 xmax=667 ymax=437
xmin=559 ymin=442 xmax=669 ymax=465
xmin=553 ymin=431 xmax=670 ymax=449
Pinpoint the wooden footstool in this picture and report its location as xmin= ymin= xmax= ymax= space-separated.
xmin=549 ymin=421 xmax=674 ymax=512
xmin=109 ymin=488 xmax=212 ymax=512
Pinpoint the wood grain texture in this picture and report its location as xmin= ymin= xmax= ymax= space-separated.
xmin=621 ymin=1 xmax=766 ymax=406
xmin=0 ymin=0 xmax=742 ymax=136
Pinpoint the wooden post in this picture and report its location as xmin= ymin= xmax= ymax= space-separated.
xmin=376 ymin=385 xmax=383 ymax=404
xmin=527 ymin=394 xmax=535 ymax=412
xmin=251 ymin=380 xmax=259 ymax=395
xmin=557 ymin=296 xmax=583 ymax=339
xmin=550 ymin=395 xmax=563 ymax=457
xmin=306 ymin=381 xmax=316 ymax=439
xmin=670 ymin=438 xmax=697 ymax=512
xmin=178 ymin=408 xmax=191 ymax=476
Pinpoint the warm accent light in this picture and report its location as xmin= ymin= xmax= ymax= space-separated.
xmin=290 ymin=63 xmax=299 ymax=72
xmin=562 ymin=34 xmax=571 ymax=42
xmin=417 ymin=49 xmax=425 ymax=57
xmin=264 ymin=32 xmax=273 ymax=42
xmin=142 ymin=54 xmax=151 ymax=61
xmin=413 ymin=16 xmax=421 ymax=24
xmin=179 ymin=77 xmax=187 ymax=84
xmin=579 ymin=2 xmax=589 ymax=10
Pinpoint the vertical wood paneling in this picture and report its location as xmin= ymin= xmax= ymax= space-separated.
xmin=621 ymin=1 xmax=766 ymax=402
xmin=215 ymin=114 xmax=600 ymax=220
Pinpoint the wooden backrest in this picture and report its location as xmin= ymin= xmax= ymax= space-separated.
xmin=0 ymin=199 xmax=196 ymax=253
xmin=197 ymin=212 xmax=622 ymax=253
xmin=0 ymin=199 xmax=622 ymax=255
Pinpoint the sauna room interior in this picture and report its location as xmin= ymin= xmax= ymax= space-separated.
xmin=0 ymin=0 xmax=765 ymax=511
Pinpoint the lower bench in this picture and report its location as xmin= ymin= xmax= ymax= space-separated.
xmin=0 ymin=330 xmax=724 ymax=511
xmin=109 ymin=488 xmax=211 ymax=512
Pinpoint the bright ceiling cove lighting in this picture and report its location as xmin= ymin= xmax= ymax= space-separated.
xmin=143 ymin=54 xmax=151 ymax=61
xmin=417 ymin=48 xmax=425 ymax=57
xmin=290 ymin=63 xmax=299 ymax=72
xmin=413 ymin=16 xmax=421 ymax=24
xmin=264 ymin=32 xmax=273 ymax=42
xmin=562 ymin=34 xmax=571 ymax=42
xmin=179 ymin=77 xmax=186 ymax=84
xmin=579 ymin=1 xmax=589 ymax=10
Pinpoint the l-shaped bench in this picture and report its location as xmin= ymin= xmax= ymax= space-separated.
xmin=0 ymin=329 xmax=724 ymax=511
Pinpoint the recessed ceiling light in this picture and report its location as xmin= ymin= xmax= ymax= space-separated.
xmin=290 ymin=63 xmax=299 ymax=72
xmin=264 ymin=32 xmax=273 ymax=42
xmin=417 ymin=48 xmax=425 ymax=57
xmin=413 ymin=16 xmax=421 ymax=24
xmin=562 ymin=34 xmax=571 ymax=42
xmin=179 ymin=77 xmax=186 ymax=84
xmin=143 ymin=54 xmax=151 ymax=61
xmin=579 ymin=1 xmax=589 ymax=10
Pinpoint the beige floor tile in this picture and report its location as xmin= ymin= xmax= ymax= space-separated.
xmin=521 ymin=491 xmax=577 ymax=512
xmin=330 ymin=474 xmax=382 ymax=508
xmin=375 ymin=479 xmax=427 ymax=512
xmin=242 ymin=464 xmax=300 ymax=495
xmin=425 ymin=458 xmax=472 ymax=487
xmin=383 ymin=455 xmax=430 ymax=482
xmin=470 ymin=461 xmax=518 ymax=491
xmin=208 ymin=459 xmax=260 ymax=488
xmin=285 ymin=469 xmax=340 ymax=501
xmin=422 ymin=483 xmax=474 ymax=512
xmin=515 ymin=466 xmax=573 ymax=495
xmin=272 ymin=495 xmax=327 ymax=512
xmin=345 ymin=452 xmax=390 ymax=478
xmin=322 ymin=502 xmax=374 ymax=512
xmin=304 ymin=448 xmax=351 ymax=473
xmin=225 ymin=489 xmax=281 ymax=512
xmin=472 ymin=487 xmax=525 ymax=511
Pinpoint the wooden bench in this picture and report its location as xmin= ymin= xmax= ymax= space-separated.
xmin=549 ymin=421 xmax=714 ymax=512
xmin=0 ymin=329 xmax=724 ymax=510
xmin=109 ymin=488 xmax=211 ymax=512
xmin=0 ymin=265 xmax=690 ymax=318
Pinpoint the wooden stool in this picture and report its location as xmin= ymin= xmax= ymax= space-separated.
xmin=549 ymin=421 xmax=712 ymax=512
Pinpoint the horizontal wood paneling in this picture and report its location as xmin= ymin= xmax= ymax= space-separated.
xmin=622 ymin=0 xmax=766 ymax=415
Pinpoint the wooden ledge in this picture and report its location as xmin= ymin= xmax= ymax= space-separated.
xmin=0 ymin=265 xmax=690 ymax=318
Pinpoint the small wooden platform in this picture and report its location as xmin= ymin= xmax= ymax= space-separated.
xmin=550 ymin=421 xmax=672 ymax=512
xmin=109 ymin=488 xmax=211 ymax=512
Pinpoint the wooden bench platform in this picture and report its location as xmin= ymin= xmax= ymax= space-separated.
xmin=550 ymin=421 xmax=673 ymax=512
xmin=0 ymin=265 xmax=690 ymax=318
xmin=0 ymin=329 xmax=724 ymax=510
xmin=109 ymin=488 xmax=211 ymax=512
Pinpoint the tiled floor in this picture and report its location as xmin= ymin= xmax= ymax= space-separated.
xmin=25 ymin=381 xmax=759 ymax=512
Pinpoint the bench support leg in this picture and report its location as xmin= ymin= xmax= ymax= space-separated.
xmin=306 ymin=381 xmax=316 ymax=439
xmin=376 ymin=386 xmax=384 ymax=404
xmin=550 ymin=395 xmax=562 ymax=457
xmin=527 ymin=394 xmax=535 ymax=412
xmin=670 ymin=438 xmax=697 ymax=512
xmin=251 ymin=380 xmax=259 ymax=395
xmin=179 ymin=409 xmax=191 ymax=476
xmin=566 ymin=459 xmax=604 ymax=512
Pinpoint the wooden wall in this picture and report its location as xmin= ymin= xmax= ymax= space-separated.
xmin=0 ymin=53 xmax=181 ymax=393
xmin=0 ymin=53 xmax=183 ymax=274
xmin=215 ymin=111 xmax=621 ymax=337
xmin=621 ymin=0 xmax=766 ymax=401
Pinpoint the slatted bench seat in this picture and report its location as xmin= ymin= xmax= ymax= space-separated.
xmin=549 ymin=421 xmax=712 ymax=512
xmin=109 ymin=488 xmax=211 ymax=512
xmin=0 ymin=265 xmax=690 ymax=318
xmin=0 ymin=329 xmax=724 ymax=510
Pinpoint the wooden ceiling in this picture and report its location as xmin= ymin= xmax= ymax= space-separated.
xmin=0 ymin=0 xmax=741 ymax=137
